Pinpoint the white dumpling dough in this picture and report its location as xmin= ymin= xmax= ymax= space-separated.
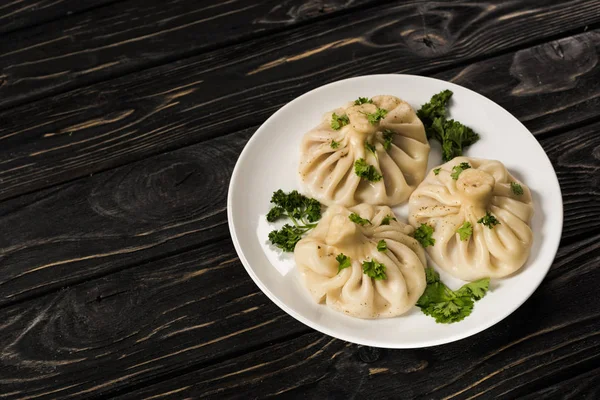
xmin=294 ymin=204 xmax=427 ymax=319
xmin=408 ymin=157 xmax=534 ymax=280
xmin=299 ymin=95 xmax=430 ymax=206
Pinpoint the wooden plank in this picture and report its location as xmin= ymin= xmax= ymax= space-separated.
xmin=1 ymin=21 xmax=600 ymax=202
xmin=0 ymin=114 xmax=598 ymax=306
xmin=114 ymin=236 xmax=599 ymax=399
xmin=0 ymin=230 xmax=597 ymax=399
xmin=0 ymin=0 xmax=381 ymax=109
xmin=0 ymin=0 xmax=116 ymax=34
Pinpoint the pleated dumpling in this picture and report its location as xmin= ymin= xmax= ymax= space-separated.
xmin=408 ymin=157 xmax=534 ymax=281
xmin=299 ymin=95 xmax=430 ymax=206
xmin=294 ymin=203 xmax=427 ymax=319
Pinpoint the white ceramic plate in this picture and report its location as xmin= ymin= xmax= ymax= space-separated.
xmin=227 ymin=74 xmax=563 ymax=348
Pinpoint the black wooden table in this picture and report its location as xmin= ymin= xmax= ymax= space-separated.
xmin=1 ymin=1 xmax=599 ymax=398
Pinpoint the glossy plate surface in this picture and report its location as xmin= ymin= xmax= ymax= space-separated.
xmin=227 ymin=74 xmax=563 ymax=348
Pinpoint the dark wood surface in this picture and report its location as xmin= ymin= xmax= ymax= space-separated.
xmin=0 ymin=1 xmax=599 ymax=399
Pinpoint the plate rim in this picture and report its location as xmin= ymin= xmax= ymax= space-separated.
xmin=227 ymin=73 xmax=563 ymax=349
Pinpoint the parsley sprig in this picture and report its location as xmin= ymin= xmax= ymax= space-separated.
xmin=354 ymin=158 xmax=382 ymax=182
xmin=477 ymin=212 xmax=500 ymax=229
xmin=382 ymin=129 xmax=395 ymax=150
xmin=354 ymin=97 xmax=373 ymax=105
xmin=510 ymin=182 xmax=524 ymax=195
xmin=417 ymin=90 xmax=480 ymax=161
xmin=457 ymin=221 xmax=473 ymax=241
xmin=349 ymin=213 xmax=371 ymax=226
xmin=331 ymin=113 xmax=349 ymax=130
xmin=363 ymin=108 xmax=388 ymax=125
xmin=267 ymin=190 xmax=322 ymax=252
xmin=362 ymin=259 xmax=387 ymax=280
xmin=381 ymin=214 xmax=396 ymax=225
xmin=336 ymin=253 xmax=352 ymax=273
xmin=416 ymin=267 xmax=490 ymax=323
xmin=413 ymin=223 xmax=435 ymax=247
xmin=451 ymin=162 xmax=471 ymax=180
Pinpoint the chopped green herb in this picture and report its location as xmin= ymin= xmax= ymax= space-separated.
xmin=416 ymin=267 xmax=490 ymax=323
xmin=354 ymin=158 xmax=383 ymax=182
xmin=362 ymin=259 xmax=387 ymax=280
xmin=510 ymin=182 xmax=524 ymax=195
xmin=331 ymin=113 xmax=349 ymax=130
xmin=365 ymin=141 xmax=377 ymax=155
xmin=413 ymin=223 xmax=435 ymax=248
xmin=330 ymin=140 xmax=340 ymax=149
xmin=381 ymin=214 xmax=397 ymax=225
xmin=336 ymin=253 xmax=352 ymax=273
xmin=433 ymin=168 xmax=441 ymax=175
xmin=267 ymin=190 xmax=322 ymax=252
xmin=363 ymin=108 xmax=388 ymax=125
xmin=456 ymin=221 xmax=473 ymax=241
xmin=477 ymin=212 xmax=500 ymax=229
xmin=377 ymin=239 xmax=387 ymax=252
xmin=417 ymin=90 xmax=480 ymax=161
xmin=382 ymin=129 xmax=395 ymax=150
xmin=451 ymin=162 xmax=471 ymax=180
xmin=354 ymin=97 xmax=373 ymax=105
xmin=349 ymin=212 xmax=371 ymax=226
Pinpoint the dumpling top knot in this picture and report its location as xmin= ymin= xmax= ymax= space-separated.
xmin=299 ymin=95 xmax=430 ymax=207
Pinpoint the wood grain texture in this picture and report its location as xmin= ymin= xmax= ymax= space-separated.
xmin=0 ymin=111 xmax=598 ymax=307
xmin=1 ymin=23 xmax=599 ymax=203
xmin=117 ymin=237 xmax=600 ymax=400
xmin=0 ymin=231 xmax=597 ymax=399
xmin=0 ymin=0 xmax=380 ymax=109
xmin=0 ymin=0 xmax=116 ymax=34
xmin=0 ymin=238 xmax=308 ymax=399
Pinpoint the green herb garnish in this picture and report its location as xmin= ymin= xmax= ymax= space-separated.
xmin=456 ymin=221 xmax=473 ymax=241
xmin=377 ymin=239 xmax=387 ymax=252
xmin=354 ymin=158 xmax=382 ymax=182
xmin=381 ymin=215 xmax=396 ymax=225
xmin=331 ymin=113 xmax=349 ymax=130
xmin=416 ymin=267 xmax=489 ymax=323
xmin=413 ymin=223 xmax=435 ymax=248
xmin=362 ymin=259 xmax=387 ymax=280
xmin=510 ymin=182 xmax=524 ymax=195
xmin=477 ymin=212 xmax=500 ymax=229
xmin=382 ymin=129 xmax=394 ymax=150
xmin=451 ymin=162 xmax=471 ymax=180
xmin=417 ymin=90 xmax=479 ymax=161
xmin=330 ymin=140 xmax=340 ymax=149
xmin=267 ymin=190 xmax=322 ymax=252
xmin=349 ymin=212 xmax=371 ymax=226
xmin=354 ymin=97 xmax=373 ymax=105
xmin=365 ymin=141 xmax=377 ymax=155
xmin=433 ymin=168 xmax=441 ymax=175
xmin=364 ymin=108 xmax=388 ymax=125
xmin=336 ymin=253 xmax=352 ymax=273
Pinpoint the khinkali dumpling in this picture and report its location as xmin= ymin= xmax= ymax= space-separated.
xmin=299 ymin=95 xmax=430 ymax=206
xmin=408 ymin=157 xmax=534 ymax=280
xmin=294 ymin=203 xmax=427 ymax=319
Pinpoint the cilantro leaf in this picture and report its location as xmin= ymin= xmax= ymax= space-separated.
xmin=354 ymin=158 xmax=383 ymax=182
xmin=377 ymin=239 xmax=387 ymax=252
xmin=365 ymin=141 xmax=377 ymax=155
xmin=364 ymin=108 xmax=388 ymax=125
xmin=349 ymin=212 xmax=371 ymax=226
xmin=266 ymin=190 xmax=322 ymax=251
xmin=451 ymin=162 xmax=471 ymax=180
xmin=381 ymin=214 xmax=396 ymax=225
xmin=455 ymin=278 xmax=490 ymax=300
xmin=456 ymin=221 xmax=473 ymax=241
xmin=354 ymin=97 xmax=373 ymax=105
xmin=330 ymin=140 xmax=340 ymax=149
xmin=417 ymin=90 xmax=479 ymax=161
xmin=416 ymin=267 xmax=489 ymax=324
xmin=433 ymin=168 xmax=441 ymax=175
xmin=362 ymin=259 xmax=387 ymax=280
xmin=336 ymin=253 xmax=352 ymax=273
xmin=511 ymin=182 xmax=524 ymax=195
xmin=417 ymin=89 xmax=453 ymax=128
xmin=477 ymin=212 xmax=500 ymax=229
xmin=382 ymin=129 xmax=395 ymax=151
xmin=331 ymin=113 xmax=349 ymax=130
xmin=413 ymin=223 xmax=435 ymax=247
